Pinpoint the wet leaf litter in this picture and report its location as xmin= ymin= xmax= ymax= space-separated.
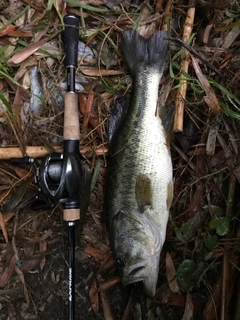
xmin=0 ymin=0 xmax=240 ymax=319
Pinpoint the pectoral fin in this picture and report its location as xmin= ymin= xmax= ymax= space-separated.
xmin=166 ymin=180 xmax=174 ymax=209
xmin=135 ymin=174 xmax=153 ymax=212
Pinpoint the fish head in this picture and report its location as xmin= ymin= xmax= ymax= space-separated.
xmin=112 ymin=209 xmax=163 ymax=298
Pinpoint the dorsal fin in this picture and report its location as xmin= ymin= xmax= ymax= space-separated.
xmin=108 ymin=97 xmax=129 ymax=146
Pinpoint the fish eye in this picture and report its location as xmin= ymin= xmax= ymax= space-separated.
xmin=116 ymin=256 xmax=126 ymax=268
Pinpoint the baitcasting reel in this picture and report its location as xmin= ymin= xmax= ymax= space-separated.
xmin=10 ymin=151 xmax=82 ymax=210
xmin=39 ymin=152 xmax=81 ymax=206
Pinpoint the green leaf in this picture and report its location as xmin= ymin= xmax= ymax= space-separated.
xmin=99 ymin=30 xmax=121 ymax=57
xmin=0 ymin=91 xmax=12 ymax=114
xmin=171 ymin=33 xmax=196 ymax=61
xmin=177 ymin=259 xmax=196 ymax=293
xmin=90 ymin=159 xmax=101 ymax=192
xmin=204 ymin=234 xmax=218 ymax=251
xmin=66 ymin=0 xmax=114 ymax=13
xmin=175 ymin=221 xmax=192 ymax=242
xmin=225 ymin=10 xmax=240 ymax=19
xmin=100 ymin=45 xmax=118 ymax=69
xmin=0 ymin=6 xmax=30 ymax=32
xmin=209 ymin=217 xmax=229 ymax=236
xmin=3 ymin=179 xmax=30 ymax=214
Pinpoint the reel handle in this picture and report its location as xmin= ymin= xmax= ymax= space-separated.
xmin=10 ymin=156 xmax=32 ymax=165
xmin=62 ymin=15 xmax=79 ymax=69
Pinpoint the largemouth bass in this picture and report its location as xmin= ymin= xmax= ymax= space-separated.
xmin=105 ymin=29 xmax=173 ymax=298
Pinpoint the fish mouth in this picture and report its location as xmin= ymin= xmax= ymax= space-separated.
xmin=122 ymin=259 xmax=159 ymax=299
xmin=122 ymin=260 xmax=146 ymax=284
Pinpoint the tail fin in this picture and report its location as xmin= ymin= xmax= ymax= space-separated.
xmin=121 ymin=29 xmax=168 ymax=76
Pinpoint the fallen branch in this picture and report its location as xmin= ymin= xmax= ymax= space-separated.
xmin=0 ymin=145 xmax=108 ymax=159
xmin=162 ymin=0 xmax=173 ymax=31
xmin=173 ymin=0 xmax=196 ymax=132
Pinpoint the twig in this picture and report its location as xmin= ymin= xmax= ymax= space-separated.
xmin=5 ymin=112 xmax=25 ymax=155
xmin=169 ymin=38 xmax=224 ymax=79
xmin=173 ymin=0 xmax=196 ymax=132
xmin=221 ymin=250 xmax=229 ymax=320
xmin=226 ymin=174 xmax=236 ymax=218
xmin=99 ymin=291 xmax=114 ymax=320
xmin=12 ymin=209 xmax=30 ymax=304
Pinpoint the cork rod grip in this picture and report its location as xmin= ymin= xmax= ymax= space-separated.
xmin=63 ymin=92 xmax=80 ymax=140
xmin=63 ymin=208 xmax=80 ymax=221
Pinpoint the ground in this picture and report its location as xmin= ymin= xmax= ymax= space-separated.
xmin=0 ymin=0 xmax=240 ymax=319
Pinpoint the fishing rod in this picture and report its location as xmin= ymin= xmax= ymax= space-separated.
xmin=61 ymin=14 xmax=81 ymax=320
xmin=10 ymin=14 xmax=82 ymax=320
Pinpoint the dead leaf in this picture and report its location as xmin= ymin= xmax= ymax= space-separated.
xmin=82 ymin=69 xmax=124 ymax=76
xmin=191 ymin=55 xmax=221 ymax=113
xmin=0 ymin=25 xmax=16 ymax=37
xmin=0 ymin=213 xmax=8 ymax=242
xmin=15 ymin=266 xmax=30 ymax=304
xmin=206 ymin=116 xmax=220 ymax=156
xmin=89 ymin=278 xmax=99 ymax=313
xmin=14 ymin=56 xmax=37 ymax=82
xmin=166 ymin=252 xmax=179 ymax=293
xmin=20 ymin=253 xmax=46 ymax=274
xmin=98 ymin=275 xmax=121 ymax=291
xmin=79 ymin=91 xmax=102 ymax=136
xmin=234 ymin=166 xmax=240 ymax=184
xmin=156 ymin=284 xmax=203 ymax=309
xmin=53 ymin=0 xmax=67 ymax=17
xmin=80 ymin=90 xmax=94 ymax=139
xmin=84 ymin=246 xmax=108 ymax=261
xmin=182 ymin=292 xmax=194 ymax=320
xmin=221 ymin=24 xmax=240 ymax=49
xmin=3 ymin=179 xmax=29 ymax=215
xmin=2 ymin=0 xmax=23 ymax=16
xmin=9 ymin=37 xmax=49 ymax=64
xmin=39 ymin=241 xmax=47 ymax=271
xmin=0 ymin=254 xmax=18 ymax=287
xmin=3 ymin=212 xmax=14 ymax=224
xmin=156 ymin=0 xmax=163 ymax=10
xmin=99 ymin=290 xmax=114 ymax=320
xmin=7 ymin=30 xmax=33 ymax=38
xmin=203 ymin=24 xmax=213 ymax=44
xmin=98 ymin=254 xmax=115 ymax=272
xmin=13 ymin=166 xmax=30 ymax=179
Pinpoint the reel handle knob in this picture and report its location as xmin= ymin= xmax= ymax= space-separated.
xmin=10 ymin=156 xmax=33 ymax=165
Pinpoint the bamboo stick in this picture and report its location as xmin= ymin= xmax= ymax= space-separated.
xmin=162 ymin=0 xmax=173 ymax=31
xmin=173 ymin=0 xmax=196 ymax=132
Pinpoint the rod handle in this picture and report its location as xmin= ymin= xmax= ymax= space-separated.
xmin=63 ymin=92 xmax=80 ymax=140
xmin=63 ymin=15 xmax=79 ymax=68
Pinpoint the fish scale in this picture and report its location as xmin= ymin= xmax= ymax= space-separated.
xmin=105 ymin=29 xmax=173 ymax=298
